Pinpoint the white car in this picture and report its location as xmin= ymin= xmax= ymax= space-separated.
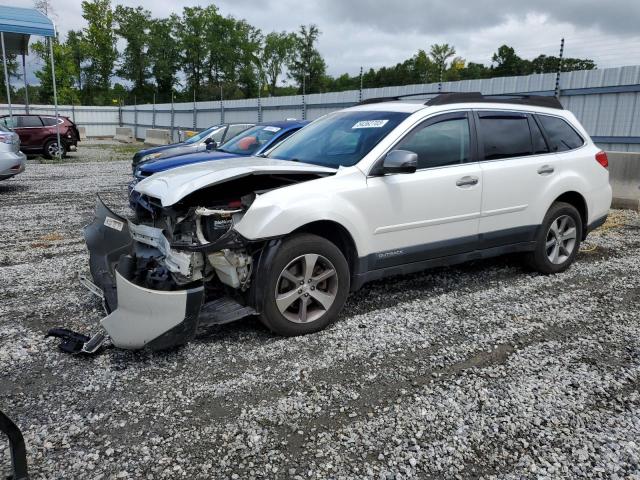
xmin=68 ymin=93 xmax=612 ymax=353
xmin=0 ymin=124 xmax=26 ymax=180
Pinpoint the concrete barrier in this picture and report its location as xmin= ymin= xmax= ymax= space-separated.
xmin=607 ymin=151 xmax=640 ymax=210
xmin=114 ymin=127 xmax=134 ymax=143
xmin=77 ymin=126 xmax=87 ymax=140
xmin=145 ymin=129 xmax=171 ymax=146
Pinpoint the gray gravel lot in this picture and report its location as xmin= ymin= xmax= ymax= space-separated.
xmin=1 ymin=142 xmax=639 ymax=479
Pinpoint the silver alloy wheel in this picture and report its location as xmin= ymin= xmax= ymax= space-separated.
xmin=47 ymin=141 xmax=62 ymax=157
xmin=275 ymin=253 xmax=338 ymax=323
xmin=545 ymin=214 xmax=577 ymax=264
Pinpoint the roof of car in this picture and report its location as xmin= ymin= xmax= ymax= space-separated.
xmin=346 ymin=100 xmax=568 ymax=117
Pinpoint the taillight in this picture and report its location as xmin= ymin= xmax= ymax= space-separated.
xmin=595 ymin=151 xmax=608 ymax=169
xmin=10 ymin=164 xmax=20 ymax=171
xmin=0 ymin=134 xmax=12 ymax=144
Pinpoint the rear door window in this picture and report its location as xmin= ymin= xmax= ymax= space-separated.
xmin=17 ymin=116 xmax=43 ymax=128
xmin=478 ymin=112 xmax=532 ymax=160
xmin=536 ymin=115 xmax=584 ymax=152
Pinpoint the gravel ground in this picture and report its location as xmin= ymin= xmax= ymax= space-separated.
xmin=1 ymin=143 xmax=639 ymax=479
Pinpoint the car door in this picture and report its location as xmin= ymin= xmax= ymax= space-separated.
xmin=14 ymin=116 xmax=44 ymax=149
xmin=475 ymin=110 xmax=557 ymax=247
xmin=365 ymin=111 xmax=482 ymax=269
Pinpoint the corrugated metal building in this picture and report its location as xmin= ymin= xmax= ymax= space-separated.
xmin=2 ymin=65 xmax=640 ymax=151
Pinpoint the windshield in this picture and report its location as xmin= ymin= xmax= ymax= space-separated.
xmin=184 ymin=125 xmax=224 ymax=145
xmin=218 ymin=124 xmax=282 ymax=156
xmin=267 ymin=111 xmax=410 ymax=167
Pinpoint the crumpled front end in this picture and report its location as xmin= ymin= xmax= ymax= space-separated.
xmin=82 ymin=196 xmax=208 ymax=350
xmin=78 ymin=195 xmax=255 ymax=352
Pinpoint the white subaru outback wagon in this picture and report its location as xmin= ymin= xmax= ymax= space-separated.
xmin=69 ymin=92 xmax=612 ymax=353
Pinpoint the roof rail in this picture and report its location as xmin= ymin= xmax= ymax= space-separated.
xmin=358 ymin=91 xmax=442 ymax=105
xmin=425 ymin=92 xmax=564 ymax=109
xmin=358 ymin=91 xmax=563 ymax=110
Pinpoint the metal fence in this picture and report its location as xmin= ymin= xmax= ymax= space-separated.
xmin=2 ymin=65 xmax=640 ymax=151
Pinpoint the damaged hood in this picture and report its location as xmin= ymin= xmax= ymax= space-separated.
xmin=134 ymin=156 xmax=337 ymax=207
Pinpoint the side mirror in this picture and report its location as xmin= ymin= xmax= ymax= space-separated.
xmin=382 ymin=150 xmax=417 ymax=174
xmin=205 ymin=140 xmax=217 ymax=150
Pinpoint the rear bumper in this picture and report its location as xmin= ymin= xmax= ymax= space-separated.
xmin=0 ymin=151 xmax=26 ymax=180
xmin=84 ymin=196 xmax=204 ymax=350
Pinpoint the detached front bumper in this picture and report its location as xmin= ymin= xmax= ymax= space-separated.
xmin=83 ymin=196 xmax=204 ymax=351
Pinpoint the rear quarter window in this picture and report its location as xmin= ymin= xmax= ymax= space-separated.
xmin=536 ymin=115 xmax=584 ymax=152
xmin=41 ymin=117 xmax=63 ymax=126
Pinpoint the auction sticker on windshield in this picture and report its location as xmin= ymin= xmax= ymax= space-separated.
xmin=352 ymin=120 xmax=389 ymax=129
xmin=263 ymin=126 xmax=282 ymax=132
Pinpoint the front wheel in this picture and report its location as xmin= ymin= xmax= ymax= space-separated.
xmin=526 ymin=201 xmax=582 ymax=274
xmin=258 ymin=233 xmax=350 ymax=336
xmin=43 ymin=139 xmax=67 ymax=159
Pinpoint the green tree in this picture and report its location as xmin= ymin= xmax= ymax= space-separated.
xmin=288 ymin=25 xmax=326 ymax=94
xmin=231 ymin=19 xmax=263 ymax=98
xmin=262 ymin=31 xmax=296 ymax=96
xmin=204 ymin=12 xmax=234 ymax=92
xmin=65 ymin=30 xmax=85 ymax=90
xmin=81 ymin=0 xmax=118 ymax=103
xmin=31 ymin=39 xmax=80 ymax=104
xmin=176 ymin=6 xmax=211 ymax=99
xmin=530 ymin=54 xmax=596 ymax=73
xmin=491 ymin=45 xmax=529 ymax=76
xmin=459 ymin=62 xmax=490 ymax=80
xmin=429 ymin=43 xmax=456 ymax=79
xmin=147 ymin=17 xmax=180 ymax=102
xmin=0 ymin=55 xmax=18 ymax=103
xmin=114 ymin=5 xmax=152 ymax=101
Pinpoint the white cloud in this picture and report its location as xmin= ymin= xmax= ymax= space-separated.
xmin=9 ymin=0 xmax=640 ymax=83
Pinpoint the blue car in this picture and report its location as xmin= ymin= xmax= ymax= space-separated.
xmin=131 ymin=123 xmax=255 ymax=171
xmin=130 ymin=120 xmax=309 ymax=210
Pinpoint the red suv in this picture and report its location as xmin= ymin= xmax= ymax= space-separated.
xmin=0 ymin=114 xmax=80 ymax=158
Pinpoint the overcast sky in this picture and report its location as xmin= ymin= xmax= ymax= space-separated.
xmin=10 ymin=0 xmax=640 ymax=82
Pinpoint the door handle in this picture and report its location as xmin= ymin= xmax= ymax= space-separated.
xmin=456 ymin=176 xmax=479 ymax=187
xmin=537 ymin=165 xmax=555 ymax=175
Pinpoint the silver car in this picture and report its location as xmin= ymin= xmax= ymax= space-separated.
xmin=0 ymin=124 xmax=26 ymax=181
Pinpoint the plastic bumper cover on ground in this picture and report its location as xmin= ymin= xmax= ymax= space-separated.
xmin=84 ymin=196 xmax=205 ymax=351
xmin=102 ymin=269 xmax=204 ymax=350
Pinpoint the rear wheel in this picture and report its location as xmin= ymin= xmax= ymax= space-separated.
xmin=526 ymin=201 xmax=582 ymax=274
xmin=43 ymin=139 xmax=67 ymax=159
xmin=258 ymin=233 xmax=350 ymax=336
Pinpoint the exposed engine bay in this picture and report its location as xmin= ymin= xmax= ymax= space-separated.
xmin=132 ymin=172 xmax=325 ymax=292
xmin=48 ymin=169 xmax=333 ymax=354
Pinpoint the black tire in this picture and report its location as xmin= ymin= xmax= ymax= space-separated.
xmin=526 ymin=201 xmax=582 ymax=274
xmin=43 ymin=139 xmax=67 ymax=159
xmin=258 ymin=233 xmax=350 ymax=336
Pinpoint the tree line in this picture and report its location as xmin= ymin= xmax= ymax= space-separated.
xmin=1 ymin=0 xmax=596 ymax=106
